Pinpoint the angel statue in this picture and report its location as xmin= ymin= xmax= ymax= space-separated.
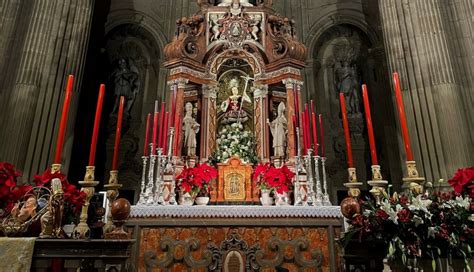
xmin=111 ymin=58 xmax=140 ymax=115
xmin=220 ymin=77 xmax=251 ymax=124
xmin=182 ymin=102 xmax=200 ymax=157
xmin=267 ymin=102 xmax=288 ymax=158
xmin=335 ymin=60 xmax=360 ymax=116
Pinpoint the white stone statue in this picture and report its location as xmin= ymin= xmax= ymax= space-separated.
xmin=182 ymin=102 xmax=200 ymax=157
xmin=268 ymin=102 xmax=288 ymax=158
xmin=218 ymin=0 xmax=253 ymax=7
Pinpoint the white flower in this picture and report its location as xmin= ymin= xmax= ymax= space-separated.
xmin=238 ymin=123 xmax=243 ymax=129
xmin=380 ymin=200 xmax=402 ymax=224
xmin=455 ymin=196 xmax=470 ymax=209
xmin=428 ymin=227 xmax=437 ymax=238
xmin=222 ymin=151 xmax=229 ymax=158
xmin=412 ymin=215 xmax=424 ymax=227
xmin=222 ymin=129 xmax=227 ymax=133
xmin=409 ymin=195 xmax=432 ymax=216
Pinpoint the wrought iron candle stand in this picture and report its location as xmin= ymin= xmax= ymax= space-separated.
xmin=72 ymin=166 xmax=99 ymax=239
xmin=104 ymin=170 xmax=122 ymax=234
xmin=293 ymin=128 xmax=303 ymax=206
xmin=313 ymin=153 xmax=324 ymax=206
xmin=137 ymin=155 xmax=148 ymax=205
xmin=304 ymin=148 xmax=316 ymax=206
xmin=321 ymin=157 xmax=331 ymax=206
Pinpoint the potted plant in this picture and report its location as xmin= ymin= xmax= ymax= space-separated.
xmin=253 ymin=163 xmax=295 ymax=206
xmin=176 ymin=163 xmax=217 ymax=206
xmin=340 ymin=167 xmax=474 ymax=271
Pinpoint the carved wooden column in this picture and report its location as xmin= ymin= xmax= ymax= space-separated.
xmin=169 ymin=78 xmax=189 ymax=157
xmin=253 ymin=84 xmax=269 ymax=161
xmin=282 ymin=79 xmax=303 ymax=158
xmin=379 ymin=0 xmax=474 ymax=181
xmin=201 ymin=84 xmax=218 ymax=162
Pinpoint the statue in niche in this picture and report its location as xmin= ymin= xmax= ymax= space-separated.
xmin=220 ymin=78 xmax=251 ymax=124
xmin=335 ymin=59 xmax=360 ymax=116
xmin=268 ymin=102 xmax=288 ymax=158
xmin=111 ymin=58 xmax=140 ymax=115
xmin=182 ymin=102 xmax=200 ymax=157
xmin=218 ymin=0 xmax=253 ymax=7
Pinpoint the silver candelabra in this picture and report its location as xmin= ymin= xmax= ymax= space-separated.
xmin=313 ymin=153 xmax=323 ymax=206
xmin=137 ymin=155 xmax=148 ymax=205
xmin=304 ymin=148 xmax=316 ymax=206
xmin=321 ymin=157 xmax=331 ymax=206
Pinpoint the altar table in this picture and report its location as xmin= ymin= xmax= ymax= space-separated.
xmin=126 ymin=205 xmax=343 ymax=272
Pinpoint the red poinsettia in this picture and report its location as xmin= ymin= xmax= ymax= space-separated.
xmin=33 ymin=169 xmax=86 ymax=215
xmin=448 ymin=167 xmax=474 ymax=196
xmin=0 ymin=162 xmax=32 ymax=215
xmin=253 ymin=163 xmax=295 ymax=194
xmin=177 ymin=163 xmax=217 ymax=195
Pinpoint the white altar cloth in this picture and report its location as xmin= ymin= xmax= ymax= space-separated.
xmin=130 ymin=205 xmax=342 ymax=218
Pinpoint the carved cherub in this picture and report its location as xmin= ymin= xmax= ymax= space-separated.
xmin=250 ymin=14 xmax=262 ymax=40
xmin=210 ymin=14 xmax=221 ymax=41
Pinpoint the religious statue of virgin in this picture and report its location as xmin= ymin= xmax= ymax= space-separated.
xmin=220 ymin=78 xmax=251 ymax=124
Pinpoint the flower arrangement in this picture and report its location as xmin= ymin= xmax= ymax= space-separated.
xmin=212 ymin=123 xmax=257 ymax=164
xmin=340 ymin=167 xmax=474 ymax=270
xmin=0 ymin=162 xmax=32 ymax=217
xmin=176 ymin=163 xmax=218 ymax=196
xmin=252 ymin=163 xmax=295 ymax=194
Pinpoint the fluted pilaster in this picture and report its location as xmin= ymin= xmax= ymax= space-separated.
xmin=379 ymin=0 xmax=473 ymax=181
xmin=0 ymin=0 xmax=94 ymax=180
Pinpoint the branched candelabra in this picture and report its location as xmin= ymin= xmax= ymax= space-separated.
xmin=304 ymin=148 xmax=316 ymax=206
xmin=313 ymin=153 xmax=323 ymax=206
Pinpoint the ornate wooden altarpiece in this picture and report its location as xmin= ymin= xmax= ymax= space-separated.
xmin=164 ymin=0 xmax=306 ymax=204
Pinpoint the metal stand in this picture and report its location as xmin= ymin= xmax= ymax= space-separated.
xmin=137 ymin=156 xmax=148 ymax=205
xmin=293 ymin=127 xmax=303 ymax=206
xmin=154 ymin=148 xmax=164 ymax=204
xmin=304 ymin=148 xmax=315 ymax=206
xmin=313 ymin=154 xmax=323 ymax=206
xmin=321 ymin=157 xmax=331 ymax=206
xmin=146 ymin=144 xmax=156 ymax=205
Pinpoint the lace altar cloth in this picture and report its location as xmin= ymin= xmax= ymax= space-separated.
xmin=130 ymin=205 xmax=342 ymax=218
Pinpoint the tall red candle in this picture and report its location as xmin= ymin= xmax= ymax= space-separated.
xmin=54 ymin=75 xmax=74 ymax=164
xmin=362 ymin=84 xmax=378 ymax=165
xmin=292 ymin=115 xmax=298 ymax=152
xmin=300 ymin=113 xmax=306 ymax=153
xmin=174 ymin=114 xmax=181 ymax=156
xmin=311 ymin=112 xmax=319 ymax=156
xmin=304 ymin=104 xmax=310 ymax=148
xmin=143 ymin=113 xmax=151 ymax=156
xmin=293 ymin=84 xmax=300 ymax=126
xmin=152 ymin=101 xmax=159 ymax=155
xmin=88 ymin=84 xmax=105 ymax=166
xmin=339 ymin=93 xmax=354 ymax=168
xmin=393 ymin=72 xmax=414 ymax=161
xmin=112 ymin=96 xmax=125 ymax=170
xmin=163 ymin=112 xmax=169 ymax=154
xmin=319 ymin=114 xmax=325 ymax=157
xmin=158 ymin=102 xmax=165 ymax=149
xmin=171 ymin=84 xmax=177 ymax=128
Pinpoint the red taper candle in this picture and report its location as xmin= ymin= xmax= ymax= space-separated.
xmin=339 ymin=93 xmax=354 ymax=168
xmin=54 ymin=75 xmax=74 ymax=164
xmin=392 ymin=72 xmax=414 ymax=161
xmin=112 ymin=96 xmax=125 ymax=170
xmin=88 ymin=84 xmax=105 ymax=166
xmin=305 ymin=104 xmax=311 ymax=150
xmin=152 ymin=101 xmax=159 ymax=155
xmin=158 ymin=102 xmax=165 ymax=149
xmin=311 ymin=112 xmax=319 ymax=156
xmin=293 ymin=84 xmax=300 ymax=126
xmin=319 ymin=114 xmax=325 ymax=157
xmin=292 ymin=114 xmax=298 ymax=152
xmin=171 ymin=84 xmax=177 ymax=128
xmin=362 ymin=84 xmax=378 ymax=165
xmin=143 ymin=113 xmax=151 ymax=156
xmin=163 ymin=112 xmax=169 ymax=154
xmin=300 ymin=112 xmax=306 ymax=153
xmin=173 ymin=114 xmax=181 ymax=156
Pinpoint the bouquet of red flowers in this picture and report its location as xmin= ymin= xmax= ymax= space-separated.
xmin=448 ymin=167 xmax=474 ymax=198
xmin=176 ymin=163 xmax=217 ymax=196
xmin=253 ymin=163 xmax=295 ymax=194
xmin=0 ymin=162 xmax=32 ymax=217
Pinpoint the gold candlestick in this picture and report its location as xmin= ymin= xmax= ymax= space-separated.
xmin=340 ymin=168 xmax=364 ymax=219
xmin=367 ymin=165 xmax=388 ymax=205
xmin=344 ymin=167 xmax=363 ymax=198
xmin=402 ymin=160 xmax=425 ymax=195
xmin=103 ymin=170 xmax=122 ymax=234
xmin=72 ymin=166 xmax=99 ymax=239
xmin=51 ymin=163 xmax=62 ymax=174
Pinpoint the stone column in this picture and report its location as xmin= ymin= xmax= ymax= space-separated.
xmin=378 ymin=0 xmax=473 ymax=181
xmin=0 ymin=0 xmax=22 ymax=92
xmin=0 ymin=0 xmax=94 ymax=179
xmin=282 ymin=79 xmax=303 ymax=158
xmin=201 ymin=84 xmax=218 ymax=161
xmin=253 ymin=85 xmax=269 ymax=161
